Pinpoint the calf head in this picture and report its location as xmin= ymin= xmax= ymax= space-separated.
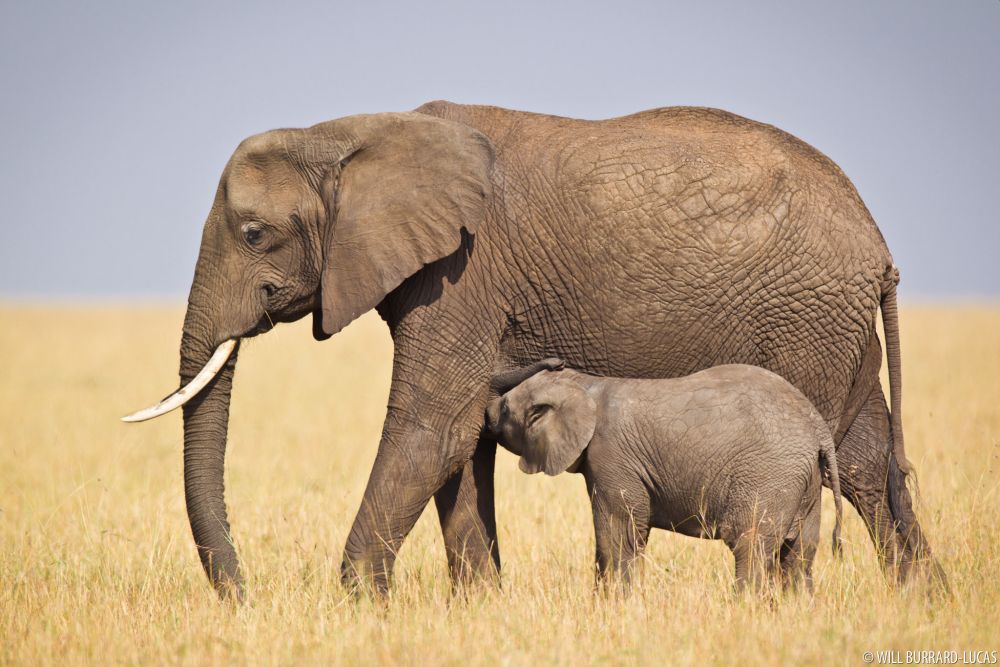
xmin=486 ymin=369 xmax=597 ymax=476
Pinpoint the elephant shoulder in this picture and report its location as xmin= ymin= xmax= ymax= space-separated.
xmin=414 ymin=101 xmax=549 ymax=136
xmin=413 ymin=100 xmax=497 ymax=130
xmin=413 ymin=99 xmax=461 ymax=118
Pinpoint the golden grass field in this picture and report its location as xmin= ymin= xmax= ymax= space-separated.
xmin=1 ymin=304 xmax=998 ymax=665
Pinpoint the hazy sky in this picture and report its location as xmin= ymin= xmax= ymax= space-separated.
xmin=1 ymin=1 xmax=997 ymax=299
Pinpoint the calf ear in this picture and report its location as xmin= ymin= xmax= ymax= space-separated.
xmin=519 ymin=382 xmax=597 ymax=476
xmin=314 ymin=112 xmax=494 ymax=336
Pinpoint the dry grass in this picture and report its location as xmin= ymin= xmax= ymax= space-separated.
xmin=1 ymin=304 xmax=998 ymax=665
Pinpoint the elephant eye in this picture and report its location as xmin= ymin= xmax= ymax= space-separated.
xmin=242 ymin=222 xmax=265 ymax=248
xmin=527 ymin=404 xmax=551 ymax=427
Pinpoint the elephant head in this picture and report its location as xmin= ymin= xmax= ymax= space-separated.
xmin=122 ymin=112 xmax=494 ymax=598
xmin=486 ymin=369 xmax=597 ymax=476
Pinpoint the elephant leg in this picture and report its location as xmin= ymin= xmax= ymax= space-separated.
xmin=339 ymin=314 xmax=498 ymax=595
xmin=732 ymin=524 xmax=781 ymax=596
xmin=433 ymin=435 xmax=501 ymax=588
xmin=836 ymin=384 xmax=903 ymax=576
xmin=590 ymin=484 xmax=650 ymax=595
xmin=339 ymin=424 xmax=444 ymax=594
xmin=732 ymin=536 xmax=776 ymax=595
xmin=836 ymin=382 xmax=945 ymax=586
xmin=779 ymin=499 xmax=820 ymax=595
xmin=340 ymin=413 xmax=488 ymax=594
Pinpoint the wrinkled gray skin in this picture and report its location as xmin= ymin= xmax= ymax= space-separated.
xmin=486 ymin=362 xmax=845 ymax=594
xmin=171 ymin=101 xmax=942 ymax=599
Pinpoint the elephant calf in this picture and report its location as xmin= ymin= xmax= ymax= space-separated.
xmin=486 ymin=360 xmax=844 ymax=594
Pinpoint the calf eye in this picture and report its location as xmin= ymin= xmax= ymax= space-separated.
xmin=527 ymin=404 xmax=550 ymax=427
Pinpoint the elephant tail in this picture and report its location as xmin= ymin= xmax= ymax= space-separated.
xmin=881 ymin=266 xmax=914 ymax=478
xmin=819 ymin=432 xmax=844 ymax=557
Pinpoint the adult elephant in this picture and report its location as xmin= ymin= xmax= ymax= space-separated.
xmin=125 ymin=101 xmax=941 ymax=599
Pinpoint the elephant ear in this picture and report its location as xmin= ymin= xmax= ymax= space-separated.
xmin=316 ymin=113 xmax=494 ymax=336
xmin=519 ymin=378 xmax=597 ymax=476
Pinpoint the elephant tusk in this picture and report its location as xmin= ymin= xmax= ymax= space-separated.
xmin=121 ymin=339 xmax=237 ymax=423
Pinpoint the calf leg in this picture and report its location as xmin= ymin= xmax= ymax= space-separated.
xmin=589 ymin=482 xmax=650 ymax=595
xmin=779 ymin=498 xmax=821 ymax=594
xmin=732 ymin=534 xmax=779 ymax=595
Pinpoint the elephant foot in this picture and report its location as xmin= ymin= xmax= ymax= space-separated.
xmin=340 ymin=554 xmax=392 ymax=598
xmin=217 ymin=576 xmax=246 ymax=605
xmin=445 ymin=545 xmax=502 ymax=592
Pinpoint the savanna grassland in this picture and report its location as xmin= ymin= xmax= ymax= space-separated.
xmin=1 ymin=304 xmax=998 ymax=666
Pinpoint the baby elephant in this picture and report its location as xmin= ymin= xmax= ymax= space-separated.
xmin=486 ymin=360 xmax=843 ymax=594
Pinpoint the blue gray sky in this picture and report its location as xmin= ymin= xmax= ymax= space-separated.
xmin=1 ymin=1 xmax=998 ymax=299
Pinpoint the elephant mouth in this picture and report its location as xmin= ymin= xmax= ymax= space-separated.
xmin=246 ymin=315 xmax=276 ymax=338
xmin=244 ymin=296 xmax=316 ymax=338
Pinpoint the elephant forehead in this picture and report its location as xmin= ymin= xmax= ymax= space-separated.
xmin=516 ymin=372 xmax=569 ymax=404
xmin=226 ymin=162 xmax=304 ymax=218
xmin=502 ymin=386 xmax=537 ymax=416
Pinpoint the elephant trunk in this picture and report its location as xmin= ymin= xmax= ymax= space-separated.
xmin=179 ymin=281 xmax=244 ymax=600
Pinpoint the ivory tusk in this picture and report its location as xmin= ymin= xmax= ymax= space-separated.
xmin=121 ymin=339 xmax=238 ymax=423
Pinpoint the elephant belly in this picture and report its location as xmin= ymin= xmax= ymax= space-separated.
xmin=650 ymin=509 xmax=721 ymax=540
xmin=642 ymin=443 xmax=736 ymax=541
